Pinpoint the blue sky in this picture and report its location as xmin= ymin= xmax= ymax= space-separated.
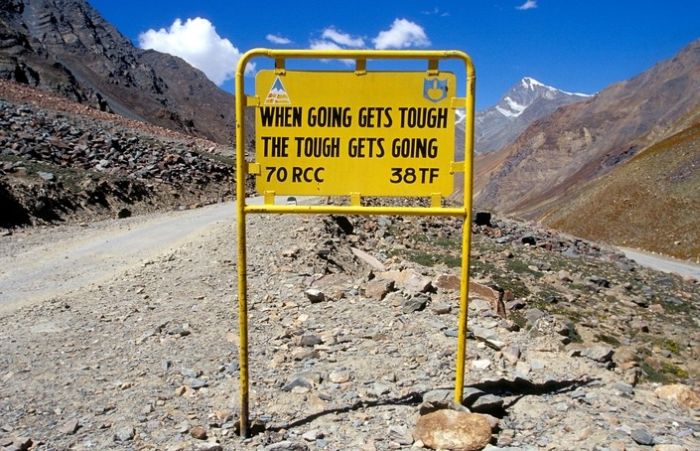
xmin=91 ymin=0 xmax=700 ymax=110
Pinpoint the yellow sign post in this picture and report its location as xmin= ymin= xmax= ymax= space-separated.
xmin=235 ymin=49 xmax=475 ymax=438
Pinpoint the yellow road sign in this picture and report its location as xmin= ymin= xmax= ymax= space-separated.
xmin=254 ymin=70 xmax=457 ymax=197
xmin=235 ymin=49 xmax=475 ymax=438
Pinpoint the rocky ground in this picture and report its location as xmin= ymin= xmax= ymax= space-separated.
xmin=1 ymin=205 xmax=698 ymax=450
xmin=0 ymin=80 xmax=249 ymax=228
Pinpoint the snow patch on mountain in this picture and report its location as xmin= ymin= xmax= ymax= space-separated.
xmin=458 ymin=76 xmax=593 ymax=155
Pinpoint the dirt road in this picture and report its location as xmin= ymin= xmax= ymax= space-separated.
xmin=0 ymin=202 xmax=236 ymax=312
xmin=619 ymin=247 xmax=700 ymax=279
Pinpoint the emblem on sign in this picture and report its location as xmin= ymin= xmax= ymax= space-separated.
xmin=265 ymin=76 xmax=291 ymax=105
xmin=423 ymin=78 xmax=448 ymax=103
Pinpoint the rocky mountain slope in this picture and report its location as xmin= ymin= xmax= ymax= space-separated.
xmin=0 ymin=79 xmax=246 ymax=228
xmin=475 ymin=39 xmax=700 ymax=225
xmin=458 ymin=77 xmax=590 ymax=156
xmin=0 ymin=0 xmax=240 ymax=145
xmin=543 ymin=117 xmax=700 ymax=261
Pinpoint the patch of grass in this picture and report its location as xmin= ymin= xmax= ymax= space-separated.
xmin=647 ymin=337 xmax=682 ymax=355
xmin=595 ymin=333 xmax=621 ymax=347
xmin=509 ymin=311 xmax=527 ymax=330
xmin=397 ymin=249 xmax=461 ymax=268
xmin=434 ymin=236 xmax=459 ymax=248
xmin=661 ymin=362 xmax=689 ymax=379
xmin=506 ymin=259 xmax=533 ymax=274
xmin=639 ymin=360 xmax=689 ymax=383
xmin=640 ymin=361 xmax=667 ymax=383
xmin=492 ymin=275 xmax=531 ymax=298
xmin=470 ymin=259 xmax=497 ymax=276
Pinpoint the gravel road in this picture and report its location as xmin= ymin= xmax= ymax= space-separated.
xmin=619 ymin=247 xmax=700 ymax=279
xmin=0 ymin=202 xmax=235 ymax=312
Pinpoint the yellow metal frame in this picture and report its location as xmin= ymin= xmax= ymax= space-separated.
xmin=235 ymin=48 xmax=475 ymax=437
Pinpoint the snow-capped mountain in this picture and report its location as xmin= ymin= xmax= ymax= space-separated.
xmin=457 ymin=77 xmax=592 ymax=155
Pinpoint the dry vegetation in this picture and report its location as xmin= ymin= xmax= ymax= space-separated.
xmin=546 ymin=122 xmax=700 ymax=261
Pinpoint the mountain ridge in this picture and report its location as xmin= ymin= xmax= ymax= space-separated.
xmin=475 ymin=38 xmax=700 ymax=221
xmin=459 ymin=76 xmax=591 ymax=156
xmin=0 ymin=0 xmax=239 ymax=145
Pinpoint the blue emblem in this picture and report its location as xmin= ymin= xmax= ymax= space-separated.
xmin=423 ymin=78 xmax=448 ymax=103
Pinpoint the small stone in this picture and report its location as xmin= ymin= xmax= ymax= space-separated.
xmin=380 ymin=269 xmax=433 ymax=295
xmin=502 ymin=344 xmax=521 ymax=364
xmin=190 ymin=425 xmax=208 ymax=440
xmin=282 ymin=246 xmax=300 ymax=258
xmin=282 ymin=372 xmax=320 ymax=392
xmin=631 ymin=427 xmax=654 ymax=445
xmin=37 ymin=171 xmax=55 ymax=181
xmin=58 ymin=419 xmax=80 ymax=435
xmin=505 ymin=299 xmax=526 ymax=311
xmin=114 ymin=425 xmax=135 ymax=442
xmin=117 ymin=207 xmax=132 ymax=219
xmin=264 ymin=441 xmax=310 ymax=451
xmin=631 ymin=297 xmax=650 ymax=307
xmin=430 ymin=302 xmax=452 ymax=315
xmin=364 ymin=278 xmax=395 ymax=300
xmin=351 ymin=247 xmax=386 ymax=271
xmin=368 ymin=381 xmax=391 ymax=397
xmin=329 ymin=370 xmax=351 ymax=383
xmin=304 ymin=288 xmax=326 ymax=303
xmin=196 ymin=444 xmax=223 ymax=451
xmin=388 ymin=424 xmax=413 ymax=445
xmin=653 ymin=445 xmax=689 ymax=451
xmin=298 ymin=334 xmax=322 ymax=347
xmin=558 ymin=270 xmax=573 ymax=282
xmin=402 ymin=295 xmax=428 ymax=313
xmin=581 ymin=345 xmax=614 ymax=363
xmin=302 ymin=430 xmax=322 ymax=441
xmin=612 ymin=382 xmax=634 ymax=397
xmin=423 ymin=389 xmax=453 ymax=404
xmin=291 ymin=348 xmax=319 ymax=361
xmin=414 ymin=410 xmax=491 ymax=451
xmin=6 ymin=436 xmax=32 ymax=450
xmin=524 ymin=308 xmax=546 ymax=327
xmin=472 ymin=326 xmax=505 ymax=350
xmin=471 ymin=359 xmax=491 ymax=370
xmin=434 ymin=274 xmax=461 ymax=291
xmin=470 ymin=394 xmax=504 ymax=415
xmin=188 ymin=378 xmax=209 ymax=389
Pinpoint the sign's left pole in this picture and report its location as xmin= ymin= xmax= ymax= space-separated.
xmin=235 ymin=55 xmax=250 ymax=438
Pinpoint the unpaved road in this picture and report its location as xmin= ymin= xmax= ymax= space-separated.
xmin=619 ymin=247 xmax=700 ymax=279
xmin=0 ymin=202 xmax=235 ymax=312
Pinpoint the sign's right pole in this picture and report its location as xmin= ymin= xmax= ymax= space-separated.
xmin=454 ymin=58 xmax=476 ymax=404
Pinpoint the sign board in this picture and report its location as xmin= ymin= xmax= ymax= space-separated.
xmin=254 ymin=70 xmax=457 ymax=197
xmin=236 ymin=49 xmax=476 ymax=438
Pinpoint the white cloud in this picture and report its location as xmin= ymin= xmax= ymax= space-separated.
xmin=372 ymin=18 xmax=430 ymax=50
xmin=421 ymin=7 xmax=449 ymax=17
xmin=516 ymin=1 xmax=538 ymax=10
xmin=138 ymin=17 xmax=253 ymax=86
xmin=309 ymin=40 xmax=353 ymax=65
xmin=321 ymin=27 xmax=365 ymax=48
xmin=309 ymin=40 xmax=343 ymax=51
xmin=266 ymin=33 xmax=291 ymax=45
